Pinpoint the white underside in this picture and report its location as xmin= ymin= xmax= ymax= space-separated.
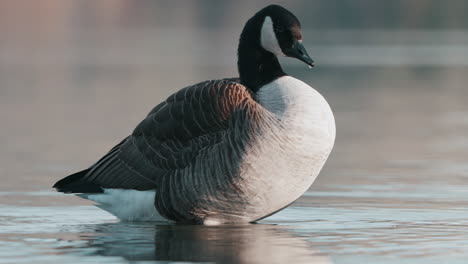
xmin=244 ymin=76 xmax=335 ymax=215
xmin=79 ymin=189 xmax=169 ymax=222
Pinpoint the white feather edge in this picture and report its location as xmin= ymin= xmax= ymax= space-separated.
xmin=78 ymin=189 xmax=170 ymax=222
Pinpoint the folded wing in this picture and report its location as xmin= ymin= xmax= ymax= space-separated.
xmin=54 ymin=78 xmax=258 ymax=193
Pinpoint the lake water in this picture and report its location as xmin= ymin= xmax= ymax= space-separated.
xmin=2 ymin=1 xmax=468 ymax=263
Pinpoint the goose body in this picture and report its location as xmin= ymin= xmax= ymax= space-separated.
xmin=54 ymin=5 xmax=335 ymax=224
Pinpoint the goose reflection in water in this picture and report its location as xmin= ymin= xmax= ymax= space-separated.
xmin=78 ymin=223 xmax=331 ymax=264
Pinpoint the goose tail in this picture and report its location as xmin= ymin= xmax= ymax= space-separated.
xmin=53 ymin=169 xmax=104 ymax=194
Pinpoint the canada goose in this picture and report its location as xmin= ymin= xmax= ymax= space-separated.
xmin=53 ymin=5 xmax=336 ymax=225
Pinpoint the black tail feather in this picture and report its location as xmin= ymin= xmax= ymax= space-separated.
xmin=53 ymin=169 xmax=104 ymax=194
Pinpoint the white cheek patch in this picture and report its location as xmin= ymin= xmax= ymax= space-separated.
xmin=260 ymin=16 xmax=284 ymax=56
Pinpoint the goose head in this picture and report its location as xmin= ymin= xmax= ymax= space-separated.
xmin=238 ymin=5 xmax=315 ymax=91
xmin=258 ymin=5 xmax=314 ymax=67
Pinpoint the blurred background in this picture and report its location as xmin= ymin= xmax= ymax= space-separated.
xmin=2 ymin=0 xmax=468 ymax=195
xmin=2 ymin=1 xmax=468 ymax=263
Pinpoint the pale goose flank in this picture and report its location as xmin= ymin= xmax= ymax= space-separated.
xmin=53 ymin=5 xmax=336 ymax=225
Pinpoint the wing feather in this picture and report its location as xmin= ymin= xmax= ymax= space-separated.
xmin=55 ymin=78 xmax=257 ymax=192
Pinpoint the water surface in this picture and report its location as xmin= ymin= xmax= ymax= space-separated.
xmin=2 ymin=1 xmax=468 ymax=263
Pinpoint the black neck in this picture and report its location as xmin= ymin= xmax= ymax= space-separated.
xmin=237 ymin=16 xmax=286 ymax=93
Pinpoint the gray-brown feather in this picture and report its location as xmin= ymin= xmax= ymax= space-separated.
xmin=79 ymin=78 xmax=264 ymax=222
